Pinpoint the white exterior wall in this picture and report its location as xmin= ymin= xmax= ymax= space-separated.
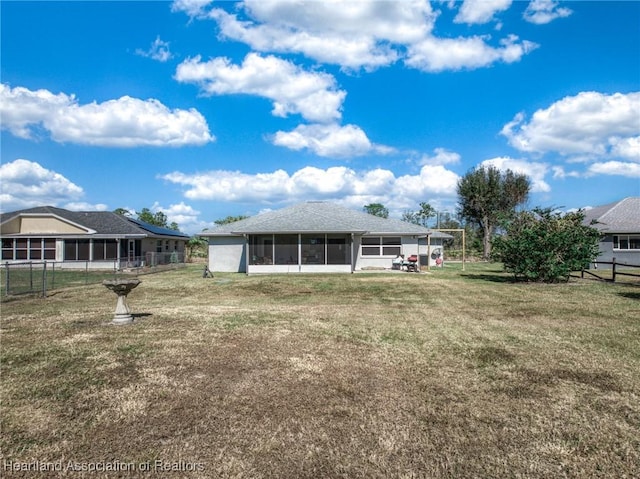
xmin=209 ymin=236 xmax=246 ymax=272
xmin=355 ymin=236 xmax=422 ymax=270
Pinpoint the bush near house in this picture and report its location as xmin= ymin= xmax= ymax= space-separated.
xmin=492 ymin=208 xmax=601 ymax=283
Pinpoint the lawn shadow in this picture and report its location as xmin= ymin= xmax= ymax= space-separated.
xmin=618 ymin=291 xmax=640 ymax=301
xmin=132 ymin=313 xmax=153 ymax=319
xmin=460 ymin=273 xmax=515 ymax=284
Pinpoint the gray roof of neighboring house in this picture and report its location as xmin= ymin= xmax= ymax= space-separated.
xmin=203 ymin=201 xmax=451 ymax=238
xmin=0 ymin=206 xmax=189 ymax=238
xmin=582 ymin=197 xmax=640 ymax=234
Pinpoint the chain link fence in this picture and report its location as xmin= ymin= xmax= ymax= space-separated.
xmin=2 ymin=253 xmax=185 ymax=297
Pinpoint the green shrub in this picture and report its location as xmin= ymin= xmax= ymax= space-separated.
xmin=492 ymin=208 xmax=601 ymax=283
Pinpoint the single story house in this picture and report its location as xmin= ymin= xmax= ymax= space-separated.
xmin=582 ymin=196 xmax=640 ymax=267
xmin=202 ymin=201 xmax=452 ymax=274
xmin=1 ymin=206 xmax=189 ymax=269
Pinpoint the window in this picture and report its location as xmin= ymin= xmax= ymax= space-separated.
xmin=29 ymin=238 xmax=43 ymax=260
xmin=613 ymin=235 xmax=640 ymax=250
xmin=1 ymin=238 xmax=57 ymax=260
xmin=43 ymin=239 xmax=56 ymax=260
xmin=361 ymin=236 xmax=401 ymax=256
xmin=2 ymin=238 xmax=13 ymax=260
xmin=15 ymin=239 xmax=28 ymax=260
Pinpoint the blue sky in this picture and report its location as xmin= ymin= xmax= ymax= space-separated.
xmin=1 ymin=0 xmax=639 ymax=234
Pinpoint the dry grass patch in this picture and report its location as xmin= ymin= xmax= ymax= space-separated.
xmin=1 ymin=264 xmax=639 ymax=478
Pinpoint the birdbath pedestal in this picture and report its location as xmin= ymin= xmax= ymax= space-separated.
xmin=103 ymin=279 xmax=141 ymax=324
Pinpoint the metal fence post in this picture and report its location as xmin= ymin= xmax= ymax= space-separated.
xmin=4 ymin=262 xmax=8 ymax=297
xmin=42 ymin=262 xmax=47 ymax=297
xmin=612 ymin=257 xmax=616 ymax=283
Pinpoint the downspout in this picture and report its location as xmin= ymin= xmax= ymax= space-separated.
xmin=116 ymin=238 xmax=121 ymax=271
xmin=351 ymin=233 xmax=355 ymax=273
xmin=243 ymin=234 xmax=249 ymax=275
xmin=298 ymin=233 xmax=302 ymax=273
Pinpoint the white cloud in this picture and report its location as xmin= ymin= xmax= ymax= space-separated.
xmin=523 ymin=0 xmax=572 ymax=25
xmin=149 ymin=201 xmax=210 ymax=234
xmin=183 ymin=0 xmax=536 ymax=73
xmin=161 ymin=164 xmax=460 ymax=208
xmin=65 ymin=202 xmax=109 ymax=211
xmin=0 ymin=83 xmax=214 ymax=147
xmin=0 ymin=159 xmax=84 ymax=211
xmin=406 ymin=34 xmax=538 ymax=72
xmin=209 ymin=0 xmax=435 ymax=71
xmin=587 ymin=161 xmax=640 ymax=178
xmin=136 ymin=36 xmax=173 ymax=62
xmin=609 ymin=136 xmax=640 ymax=161
xmin=171 ymin=0 xmax=212 ymax=18
xmin=481 ymin=156 xmax=551 ymax=192
xmin=551 ymin=166 xmax=580 ymax=179
xmin=175 ymin=53 xmax=345 ymax=123
xmin=420 ymin=148 xmax=461 ymax=166
xmin=272 ymin=123 xmax=393 ymax=158
xmin=397 ymin=165 xmax=462 ymax=196
xmin=455 ymin=0 xmax=512 ymax=25
xmin=501 ymin=91 xmax=640 ymax=160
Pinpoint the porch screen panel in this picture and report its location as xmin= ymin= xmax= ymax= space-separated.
xmin=77 ymin=240 xmax=90 ymax=260
xmin=250 ymin=235 xmax=274 ymax=265
xmin=105 ymin=240 xmax=118 ymax=259
xmin=274 ymin=235 xmax=298 ymax=265
xmin=301 ymin=235 xmax=325 ymax=264
xmin=65 ymin=239 xmax=90 ymax=260
xmin=327 ymin=235 xmax=351 ymax=264
xmin=64 ymin=240 xmax=76 ymax=260
xmin=92 ymin=239 xmax=118 ymax=260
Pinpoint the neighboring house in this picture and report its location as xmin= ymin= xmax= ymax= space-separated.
xmin=1 ymin=206 xmax=189 ymax=269
xmin=582 ymin=197 xmax=640 ymax=267
xmin=201 ymin=201 xmax=451 ymax=274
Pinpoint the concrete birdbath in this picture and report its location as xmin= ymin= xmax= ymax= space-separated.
xmin=102 ymin=279 xmax=141 ymax=324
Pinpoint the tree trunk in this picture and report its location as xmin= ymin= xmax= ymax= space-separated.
xmin=482 ymin=218 xmax=492 ymax=260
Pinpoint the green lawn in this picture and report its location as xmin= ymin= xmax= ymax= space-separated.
xmin=1 ymin=264 xmax=638 ymax=478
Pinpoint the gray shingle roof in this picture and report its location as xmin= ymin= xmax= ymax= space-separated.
xmin=582 ymin=197 xmax=640 ymax=233
xmin=203 ymin=201 xmax=443 ymax=236
xmin=0 ymin=206 xmax=189 ymax=238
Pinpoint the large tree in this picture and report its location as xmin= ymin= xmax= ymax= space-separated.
xmin=457 ymin=165 xmax=530 ymax=260
xmin=401 ymin=202 xmax=436 ymax=227
xmin=363 ymin=203 xmax=389 ymax=218
xmin=137 ymin=208 xmax=174 ymax=229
